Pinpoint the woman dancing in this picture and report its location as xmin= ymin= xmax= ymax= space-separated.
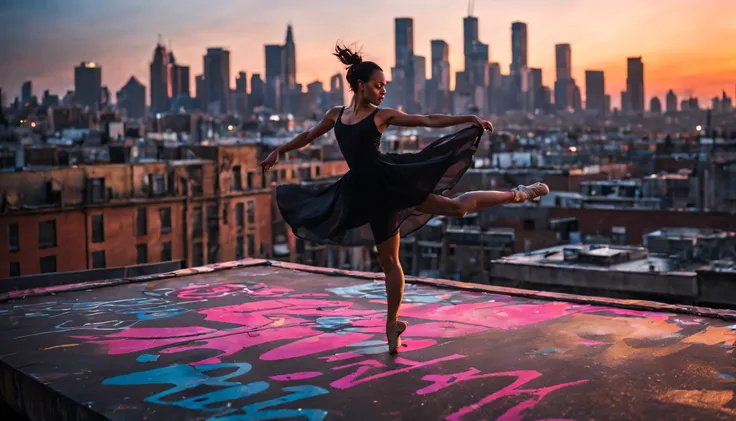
xmin=259 ymin=43 xmax=549 ymax=354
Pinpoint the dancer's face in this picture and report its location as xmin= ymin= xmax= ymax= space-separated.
xmin=359 ymin=70 xmax=387 ymax=106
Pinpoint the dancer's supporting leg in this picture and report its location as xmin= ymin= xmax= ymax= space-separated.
xmin=376 ymin=232 xmax=407 ymax=354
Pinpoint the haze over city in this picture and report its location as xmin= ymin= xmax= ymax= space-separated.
xmin=2 ymin=0 xmax=735 ymax=108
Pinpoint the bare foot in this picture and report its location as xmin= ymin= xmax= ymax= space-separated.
xmin=386 ymin=320 xmax=408 ymax=354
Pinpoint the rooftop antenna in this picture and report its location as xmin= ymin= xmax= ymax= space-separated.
xmin=157 ymin=33 xmax=163 ymax=45
xmin=468 ymin=0 xmax=474 ymax=16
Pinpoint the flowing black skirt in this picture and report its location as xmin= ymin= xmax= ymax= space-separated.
xmin=275 ymin=126 xmax=483 ymax=246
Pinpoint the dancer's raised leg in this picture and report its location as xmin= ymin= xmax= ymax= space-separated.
xmin=416 ymin=182 xmax=550 ymax=216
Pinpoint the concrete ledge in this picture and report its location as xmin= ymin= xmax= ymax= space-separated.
xmin=0 ymin=261 xmax=186 ymax=295
xmin=488 ymin=261 xmax=698 ymax=298
xmin=697 ymin=270 xmax=736 ymax=308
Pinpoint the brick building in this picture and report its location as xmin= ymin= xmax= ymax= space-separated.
xmin=0 ymin=143 xmax=349 ymax=278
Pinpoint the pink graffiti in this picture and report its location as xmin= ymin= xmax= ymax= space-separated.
xmin=416 ymin=368 xmax=587 ymax=421
xmin=100 ymin=327 xmax=214 ymax=339
xmin=200 ymin=299 xmax=377 ymax=327
xmin=578 ymin=339 xmax=607 ymax=346
xmin=174 ymin=284 xmax=252 ymax=299
xmin=261 ymin=333 xmax=373 ymax=360
xmin=399 ymin=301 xmax=586 ymax=330
xmin=270 ymin=371 xmax=323 ymax=381
xmin=330 ymin=355 xmax=465 ymax=389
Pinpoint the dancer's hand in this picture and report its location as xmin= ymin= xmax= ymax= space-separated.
xmin=471 ymin=116 xmax=494 ymax=133
xmin=258 ymin=151 xmax=279 ymax=171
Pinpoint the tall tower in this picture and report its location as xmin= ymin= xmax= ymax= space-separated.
xmin=585 ymin=70 xmax=605 ymax=114
xmin=627 ymin=57 xmax=644 ymax=113
xmin=463 ymin=1 xmax=479 ymax=72
xmin=75 ymin=61 xmax=102 ymax=112
xmin=283 ymin=24 xmax=297 ymax=88
xmin=554 ymin=43 xmax=573 ymax=110
xmin=394 ymin=17 xmax=415 ymax=111
xmin=264 ymin=44 xmax=284 ymax=112
xmin=150 ymin=41 xmax=170 ymax=114
xmin=511 ymin=22 xmax=528 ymax=73
xmin=204 ymin=48 xmax=231 ymax=115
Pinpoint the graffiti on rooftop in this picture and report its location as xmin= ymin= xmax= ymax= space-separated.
xmin=2 ymin=272 xmax=735 ymax=420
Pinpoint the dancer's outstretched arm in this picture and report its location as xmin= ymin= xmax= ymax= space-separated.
xmin=259 ymin=106 xmax=342 ymax=171
xmin=378 ymin=108 xmax=493 ymax=132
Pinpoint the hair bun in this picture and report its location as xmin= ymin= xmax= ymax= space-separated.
xmin=334 ymin=43 xmax=363 ymax=67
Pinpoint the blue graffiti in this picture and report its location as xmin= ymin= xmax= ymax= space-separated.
xmin=136 ymin=354 xmax=160 ymax=363
xmin=209 ymin=386 xmax=329 ymax=421
xmin=103 ymin=363 xmax=266 ymax=412
xmin=103 ymin=363 xmax=329 ymax=420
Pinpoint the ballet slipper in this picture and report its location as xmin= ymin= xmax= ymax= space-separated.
xmin=512 ymin=182 xmax=550 ymax=203
xmin=386 ymin=320 xmax=409 ymax=354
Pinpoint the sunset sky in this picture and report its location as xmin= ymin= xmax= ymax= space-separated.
xmin=2 ymin=0 xmax=735 ymax=108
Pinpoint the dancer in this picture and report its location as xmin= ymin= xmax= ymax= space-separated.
xmin=259 ymin=43 xmax=549 ymax=354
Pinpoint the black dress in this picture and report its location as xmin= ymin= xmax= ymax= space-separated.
xmin=275 ymin=107 xmax=483 ymax=246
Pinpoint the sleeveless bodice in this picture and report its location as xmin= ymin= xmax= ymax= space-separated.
xmin=333 ymin=107 xmax=382 ymax=170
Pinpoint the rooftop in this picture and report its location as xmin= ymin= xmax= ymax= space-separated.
xmin=0 ymin=260 xmax=734 ymax=420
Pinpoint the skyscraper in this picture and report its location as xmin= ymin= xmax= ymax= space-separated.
xmin=413 ymin=55 xmax=426 ymax=112
xmin=234 ymin=71 xmax=248 ymax=117
xmin=283 ymin=25 xmax=297 ymax=88
xmin=195 ymin=74 xmax=206 ymax=108
xmin=555 ymin=44 xmax=571 ymax=81
xmin=265 ymin=44 xmax=284 ymax=111
xmin=329 ymin=73 xmax=344 ymax=107
xmin=74 ymin=61 xmax=102 ymax=112
xmin=116 ymin=76 xmax=146 ymax=120
xmin=204 ymin=48 xmax=231 ymax=115
xmin=511 ymin=22 xmax=528 ymax=73
xmin=528 ymin=68 xmax=544 ymax=111
xmin=21 ymin=81 xmax=32 ymax=103
xmin=169 ymin=50 xmax=190 ymax=100
xmin=395 ymin=17 xmax=415 ymax=111
xmin=650 ymin=97 xmax=662 ymax=114
xmin=430 ymin=40 xmax=450 ymax=90
xmin=627 ymin=57 xmax=644 ymax=113
xmin=150 ymin=43 xmax=170 ymax=114
xmin=250 ymin=73 xmax=265 ymax=110
xmin=463 ymin=15 xmax=479 ymax=71
xmin=585 ymin=70 xmax=605 ymax=113
xmin=666 ymin=89 xmax=678 ymax=113
xmin=554 ymin=44 xmax=573 ymax=109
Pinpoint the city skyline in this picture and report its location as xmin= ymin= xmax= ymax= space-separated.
xmin=2 ymin=0 xmax=734 ymax=109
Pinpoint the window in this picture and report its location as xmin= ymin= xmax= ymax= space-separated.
xmin=192 ymin=242 xmax=204 ymax=267
xmin=38 ymin=220 xmax=57 ymax=249
xmin=92 ymin=250 xmax=106 ymax=269
xmin=40 ymin=255 xmax=56 ymax=273
xmin=8 ymin=223 xmax=19 ymax=252
xmin=89 ymin=177 xmax=105 ymax=203
xmin=523 ymin=219 xmax=536 ymax=231
xmin=136 ymin=208 xmax=147 ymax=236
xmin=271 ymin=170 xmax=278 ymax=182
xmin=9 ymin=262 xmax=20 ymax=277
xmin=151 ymin=174 xmax=165 ymax=196
xmin=236 ymin=203 xmax=245 ymax=229
xmin=246 ymin=172 xmax=253 ymax=189
xmin=161 ymin=241 xmax=172 ymax=261
xmin=232 ymin=165 xmax=242 ymax=190
xmin=159 ymin=207 xmax=171 ymax=233
xmin=247 ymin=234 xmax=255 ymax=258
xmin=247 ymin=200 xmax=255 ymax=224
xmin=136 ymin=244 xmax=148 ymax=264
xmin=207 ymin=205 xmax=218 ymax=233
xmin=236 ymin=236 xmax=245 ymax=260
xmin=280 ymin=169 xmax=286 ymax=180
xmin=91 ymin=215 xmax=104 ymax=243
xmin=208 ymin=241 xmax=219 ymax=264
xmin=315 ymin=166 xmax=321 ymax=177
xmin=192 ymin=207 xmax=203 ymax=238
xmin=222 ymin=205 xmax=228 ymax=225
